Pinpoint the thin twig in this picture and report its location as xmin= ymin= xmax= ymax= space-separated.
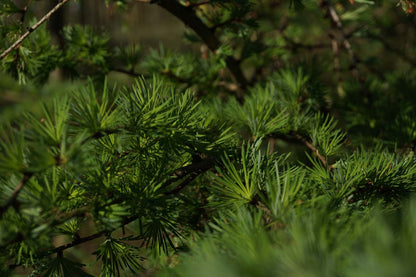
xmin=0 ymin=0 xmax=71 ymax=61
xmin=19 ymin=0 xmax=33 ymax=30
xmin=186 ymin=0 xmax=211 ymax=8
xmin=0 ymin=172 xmax=34 ymax=218
xmin=2 ymin=157 xmax=214 ymax=249
xmin=110 ymin=68 xmax=143 ymax=77
xmin=160 ymin=158 xmax=214 ymax=190
xmin=320 ymin=0 xmax=361 ymax=82
xmin=41 ymin=159 xmax=214 ymax=254
xmin=329 ymin=32 xmax=343 ymax=94
xmin=293 ymin=133 xmax=329 ymax=169
xmin=81 ymin=127 xmax=125 ymax=145
xmin=163 ymin=159 xmax=214 ymax=194
xmin=271 ymin=132 xmax=332 ymax=170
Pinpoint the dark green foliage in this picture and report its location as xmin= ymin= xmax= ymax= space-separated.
xmin=94 ymin=237 xmax=144 ymax=276
xmin=62 ymin=25 xmax=110 ymax=80
xmin=1 ymin=0 xmax=416 ymax=276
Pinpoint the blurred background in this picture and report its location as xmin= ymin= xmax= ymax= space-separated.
xmin=39 ymin=1 xmax=187 ymax=49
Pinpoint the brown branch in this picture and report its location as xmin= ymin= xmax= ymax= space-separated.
xmin=165 ymin=172 xmax=202 ymax=195
xmin=163 ymin=159 xmax=214 ymax=195
xmin=271 ymin=132 xmax=332 ymax=170
xmin=329 ymin=32 xmax=343 ymax=95
xmin=0 ymin=0 xmax=71 ymax=61
xmin=38 ymin=159 xmax=215 ymax=255
xmin=110 ymin=67 xmax=143 ymax=77
xmin=19 ymin=0 xmax=33 ymax=30
xmin=38 ymin=214 xmax=140 ymax=259
xmin=160 ymin=158 xmax=214 ymax=190
xmin=5 ymin=208 xmax=138 ymax=270
xmin=292 ymin=133 xmax=329 ymax=169
xmin=12 ymin=0 xmax=33 ymax=74
xmin=0 ymin=172 xmax=34 ymax=219
xmin=81 ymin=127 xmax=125 ymax=145
xmin=150 ymin=0 xmax=248 ymax=101
xmin=2 ymin=157 xmax=214 ymax=251
xmin=47 ymin=230 xmax=104 ymax=254
xmin=185 ymin=0 xmax=211 ymax=8
xmin=320 ymin=0 xmax=362 ymax=82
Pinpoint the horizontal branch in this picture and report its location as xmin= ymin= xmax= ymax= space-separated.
xmin=185 ymin=0 xmax=211 ymax=8
xmin=3 ymin=157 xmax=214 ymax=252
xmin=81 ymin=127 xmax=125 ymax=145
xmin=0 ymin=0 xmax=71 ymax=61
xmin=110 ymin=68 xmax=143 ymax=77
xmin=44 ymin=215 xmax=138 ymax=256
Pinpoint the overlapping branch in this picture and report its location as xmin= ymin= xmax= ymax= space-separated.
xmin=0 ymin=0 xmax=71 ymax=61
xmin=0 ymin=172 xmax=33 ymax=219
xmin=271 ymin=132 xmax=332 ymax=170
xmin=2 ymin=156 xmax=215 ymax=252
xmin=146 ymin=0 xmax=248 ymax=101
xmin=320 ymin=0 xmax=361 ymax=82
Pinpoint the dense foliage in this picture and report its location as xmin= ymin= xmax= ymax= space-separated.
xmin=1 ymin=0 xmax=416 ymax=276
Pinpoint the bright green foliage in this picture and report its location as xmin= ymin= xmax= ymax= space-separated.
xmin=1 ymin=0 xmax=416 ymax=276
xmin=94 ymin=237 xmax=143 ymax=276
xmin=0 ymin=77 xmax=233 ymax=275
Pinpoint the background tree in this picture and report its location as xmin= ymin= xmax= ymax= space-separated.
xmin=1 ymin=0 xmax=416 ymax=276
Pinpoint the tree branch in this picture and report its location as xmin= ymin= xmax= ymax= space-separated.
xmin=110 ymin=67 xmax=144 ymax=77
xmin=162 ymin=158 xmax=214 ymax=194
xmin=185 ymin=0 xmax=211 ymax=8
xmin=320 ymin=0 xmax=362 ymax=82
xmin=0 ymin=172 xmax=34 ymax=219
xmin=329 ymin=32 xmax=343 ymax=94
xmin=37 ymin=159 xmax=215 ymax=255
xmin=272 ymin=132 xmax=332 ymax=170
xmin=150 ymin=0 xmax=248 ymax=100
xmin=0 ymin=0 xmax=71 ymax=61
xmin=46 ymin=216 xmax=137 ymax=254
xmin=2 ymin=157 xmax=214 ymax=250
xmin=292 ymin=132 xmax=329 ymax=169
